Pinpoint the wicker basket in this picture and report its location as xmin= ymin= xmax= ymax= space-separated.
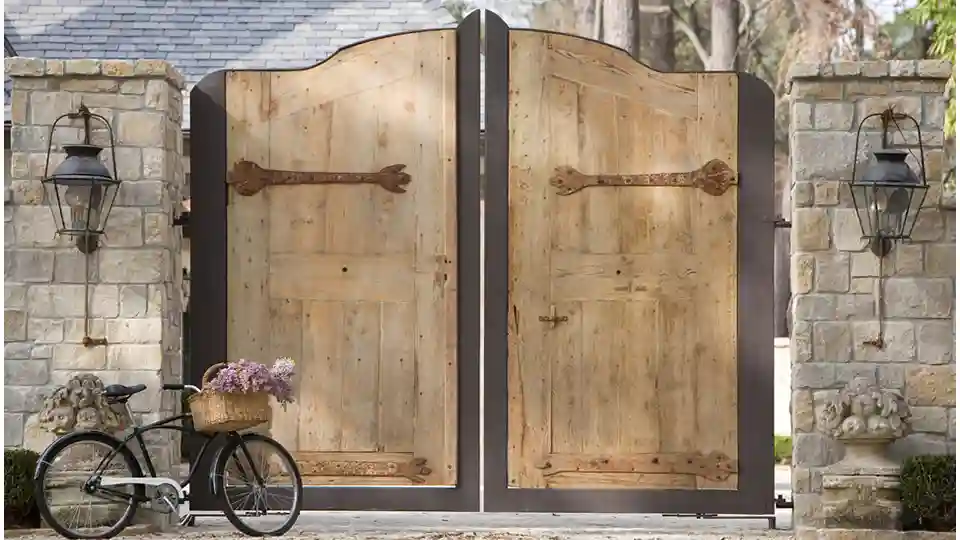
xmin=188 ymin=363 xmax=272 ymax=433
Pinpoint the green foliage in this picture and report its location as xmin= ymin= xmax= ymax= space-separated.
xmin=773 ymin=435 xmax=792 ymax=465
xmin=908 ymin=0 xmax=956 ymax=136
xmin=901 ymin=454 xmax=956 ymax=532
xmin=4 ymin=448 xmax=42 ymax=529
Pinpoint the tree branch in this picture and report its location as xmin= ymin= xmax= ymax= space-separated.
xmin=637 ymin=3 xmax=712 ymax=66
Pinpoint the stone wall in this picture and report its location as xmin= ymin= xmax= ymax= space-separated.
xmin=3 ymin=58 xmax=185 ymax=484
xmin=788 ymin=60 xmax=956 ymax=528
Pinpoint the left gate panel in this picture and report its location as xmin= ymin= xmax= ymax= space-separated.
xmin=191 ymin=14 xmax=481 ymax=511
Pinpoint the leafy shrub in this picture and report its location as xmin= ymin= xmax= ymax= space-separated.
xmin=901 ymin=454 xmax=956 ymax=532
xmin=773 ymin=435 xmax=792 ymax=465
xmin=4 ymin=448 xmax=42 ymax=529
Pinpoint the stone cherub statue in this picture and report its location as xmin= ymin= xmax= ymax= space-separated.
xmin=38 ymin=374 xmax=128 ymax=435
xmin=818 ymin=376 xmax=911 ymax=441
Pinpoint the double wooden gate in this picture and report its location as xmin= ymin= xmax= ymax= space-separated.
xmin=189 ymin=10 xmax=774 ymax=515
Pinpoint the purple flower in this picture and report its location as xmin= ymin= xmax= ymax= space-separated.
xmin=206 ymin=357 xmax=296 ymax=407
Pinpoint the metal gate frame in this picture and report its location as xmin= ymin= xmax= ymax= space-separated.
xmin=188 ymin=11 xmax=482 ymax=512
xmin=480 ymin=10 xmax=776 ymax=515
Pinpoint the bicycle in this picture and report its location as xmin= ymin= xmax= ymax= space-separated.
xmin=33 ymin=382 xmax=303 ymax=539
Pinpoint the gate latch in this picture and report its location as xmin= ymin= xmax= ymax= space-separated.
xmin=539 ymin=306 xmax=568 ymax=328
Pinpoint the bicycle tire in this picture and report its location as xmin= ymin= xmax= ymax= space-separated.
xmin=34 ymin=431 xmax=144 ymax=540
xmin=213 ymin=432 xmax=303 ymax=537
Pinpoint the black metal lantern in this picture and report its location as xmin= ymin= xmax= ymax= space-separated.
xmin=42 ymin=104 xmax=121 ymax=254
xmin=849 ymin=109 xmax=928 ymax=258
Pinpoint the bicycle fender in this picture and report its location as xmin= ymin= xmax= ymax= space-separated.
xmin=208 ymin=442 xmax=227 ymax=498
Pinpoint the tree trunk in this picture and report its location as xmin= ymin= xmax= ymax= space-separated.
xmin=638 ymin=0 xmax=676 ymax=71
xmin=709 ymin=0 xmax=739 ymax=70
xmin=602 ymin=0 xmax=639 ymax=58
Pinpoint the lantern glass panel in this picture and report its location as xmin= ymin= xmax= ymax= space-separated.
xmin=43 ymin=180 xmax=120 ymax=237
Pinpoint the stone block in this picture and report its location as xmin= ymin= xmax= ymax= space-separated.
xmin=64 ymin=59 xmax=102 ymax=75
xmin=5 ymin=343 xmax=33 ymax=359
xmin=795 ymin=294 xmax=837 ymax=321
xmin=909 ymin=209 xmax=944 ymax=242
xmin=13 ymin=206 xmax=61 ymax=247
xmin=890 ymin=433 xmax=949 ymax=459
xmin=924 ymin=243 xmax=955 ymax=277
xmin=102 ymin=60 xmax=136 ymax=77
xmin=4 ymin=413 xmax=25 ymax=447
xmin=59 ymin=79 xmax=121 ymax=93
xmin=52 ymin=344 xmax=108 ymax=370
xmin=794 ymin=390 xmax=815 ymax=432
xmin=833 ymin=209 xmax=867 ymax=251
xmin=53 ymin=250 xmax=99 ymax=283
xmin=108 ymin=344 xmax=163 ymax=370
xmin=835 ymin=294 xmax=874 ymax=320
xmin=115 ymin=181 xmax=164 ymax=207
xmin=119 ymin=285 xmax=150 ymax=317
xmin=793 ymin=208 xmax=831 ymax=251
xmin=8 ymin=180 xmax=45 ymax=205
xmin=814 ymin=180 xmax=840 ymax=206
xmin=144 ymin=213 xmax=170 ymax=245
xmin=793 ymin=321 xmax=814 ymax=363
xmin=99 ymin=249 xmax=168 ymax=283
xmin=905 ymin=365 xmax=955 ymax=406
xmin=5 ymin=385 xmax=48 ymax=413
xmin=916 ymin=59 xmax=953 ymax=78
xmin=794 ymin=432 xmax=843 ymax=467
xmin=883 ymin=278 xmax=953 ymax=319
xmin=850 ymin=321 xmax=915 ymax=363
xmin=916 ymin=321 xmax=954 ymax=364
xmin=120 ymin=80 xmax=146 ymax=94
xmin=101 ymin=208 xmax=145 ymax=248
xmin=26 ymin=285 xmax=84 ymax=318
xmin=876 ymin=365 xmax=905 ymax=390
xmin=910 ymin=406 xmax=948 ymax=433
xmin=792 ymin=132 xmax=857 ymax=182
xmin=794 ymin=363 xmax=837 ymax=389
xmin=814 ymin=102 xmax=855 ymax=130
xmin=7 ymin=249 xmax=56 ymax=282
xmin=63 ymin=319 xmax=107 ymax=344
xmin=28 ymin=91 xmax=76 ymax=125
xmin=923 ymin=94 xmax=946 ymax=128
xmin=793 ymin=253 xmax=815 ymax=294
xmin=891 ymin=243 xmax=925 ymax=276
xmin=4 ymin=359 xmax=50 ymax=386
xmin=949 ymin=409 xmax=956 ymax=441
xmin=814 ymin=253 xmax=850 ymax=292
xmin=106 ymin=319 xmax=163 ymax=345
xmin=857 ymin=96 xmax=923 ymax=128
xmin=4 ymin=310 xmax=27 ymax=341
xmin=845 ymin=81 xmax=891 ymax=97
xmin=5 ymin=284 xmax=27 ymax=310
xmin=794 ymin=181 xmax=815 ymax=207
xmin=793 ymin=102 xmax=814 ymax=130
xmin=117 ymin=111 xmax=165 ymax=147
xmin=27 ymin=318 xmax=64 ymax=344
xmin=815 ymin=322 xmax=856 ymax=365
xmin=793 ymin=81 xmax=844 ymax=100
xmin=73 ymin=92 xmax=144 ymax=111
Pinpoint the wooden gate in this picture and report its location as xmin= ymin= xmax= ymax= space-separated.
xmin=189 ymin=14 xmax=481 ymax=511
xmin=482 ymin=12 xmax=775 ymax=514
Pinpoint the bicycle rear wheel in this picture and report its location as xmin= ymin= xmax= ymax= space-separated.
xmin=34 ymin=432 xmax=144 ymax=539
xmin=213 ymin=432 xmax=303 ymax=536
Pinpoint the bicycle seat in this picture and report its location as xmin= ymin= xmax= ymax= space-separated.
xmin=103 ymin=384 xmax=147 ymax=398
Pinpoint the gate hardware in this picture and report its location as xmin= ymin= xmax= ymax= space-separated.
xmin=535 ymin=450 xmax=737 ymax=481
xmin=297 ymin=455 xmax=432 ymax=484
xmin=772 ymin=217 xmax=791 ymax=228
xmin=228 ymin=160 xmax=412 ymax=196
xmin=550 ymin=159 xmax=737 ymax=197
xmin=538 ymin=306 xmax=568 ymax=328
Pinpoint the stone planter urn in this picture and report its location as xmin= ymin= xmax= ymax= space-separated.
xmin=37 ymin=374 xmax=134 ymax=528
xmin=816 ymin=376 xmax=912 ymax=530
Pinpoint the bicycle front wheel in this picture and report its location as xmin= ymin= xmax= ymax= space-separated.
xmin=213 ymin=432 xmax=303 ymax=536
xmin=34 ymin=432 xmax=144 ymax=540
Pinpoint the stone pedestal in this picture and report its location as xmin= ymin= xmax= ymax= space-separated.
xmin=38 ymin=374 xmax=134 ymax=528
xmin=817 ymin=376 xmax=912 ymax=530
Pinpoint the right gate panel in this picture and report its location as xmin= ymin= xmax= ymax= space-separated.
xmin=483 ymin=12 xmax=774 ymax=515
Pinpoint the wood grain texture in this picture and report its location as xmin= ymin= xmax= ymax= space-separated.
xmin=507 ymin=31 xmax=740 ymax=491
xmin=225 ymin=30 xmax=459 ymax=486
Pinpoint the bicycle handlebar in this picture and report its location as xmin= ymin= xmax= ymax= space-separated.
xmin=162 ymin=384 xmax=201 ymax=393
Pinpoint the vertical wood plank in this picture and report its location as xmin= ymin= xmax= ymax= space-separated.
xmin=226 ymin=71 xmax=271 ymax=364
xmin=507 ymin=31 xmax=553 ymax=488
xmin=577 ymin=87 xmax=621 ymax=255
xmin=378 ymin=301 xmax=416 ymax=452
xmin=300 ymin=301 xmax=344 ymax=451
xmin=340 ymin=301 xmax=382 ymax=451
xmin=695 ymin=73 xmax=739 ymax=489
xmin=267 ymin=298 xmax=303 ymax=452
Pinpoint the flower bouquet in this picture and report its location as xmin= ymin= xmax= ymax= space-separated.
xmin=188 ymin=357 xmax=296 ymax=433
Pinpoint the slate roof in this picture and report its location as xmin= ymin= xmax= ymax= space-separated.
xmin=4 ymin=0 xmax=540 ymax=130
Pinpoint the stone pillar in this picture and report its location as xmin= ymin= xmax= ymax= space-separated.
xmin=4 ymin=58 xmax=185 ymax=526
xmin=788 ymin=60 xmax=956 ymax=529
